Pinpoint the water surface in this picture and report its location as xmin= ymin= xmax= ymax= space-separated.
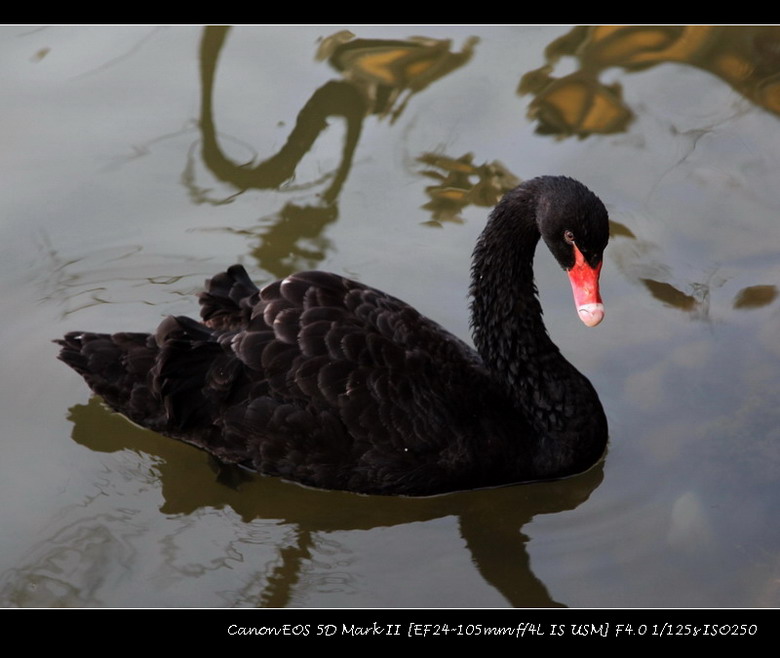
xmin=1 ymin=25 xmax=779 ymax=608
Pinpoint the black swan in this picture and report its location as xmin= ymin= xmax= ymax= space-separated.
xmin=56 ymin=176 xmax=609 ymax=496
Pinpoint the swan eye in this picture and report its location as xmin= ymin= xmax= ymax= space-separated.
xmin=564 ymin=230 xmax=575 ymax=244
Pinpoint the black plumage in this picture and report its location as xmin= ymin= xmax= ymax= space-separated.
xmin=56 ymin=176 xmax=610 ymax=496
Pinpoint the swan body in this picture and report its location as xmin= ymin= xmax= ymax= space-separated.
xmin=57 ymin=176 xmax=610 ymax=496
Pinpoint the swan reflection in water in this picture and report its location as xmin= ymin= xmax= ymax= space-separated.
xmin=6 ymin=396 xmax=605 ymax=607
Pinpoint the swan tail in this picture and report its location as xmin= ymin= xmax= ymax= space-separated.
xmin=55 ymin=330 xmax=168 ymax=430
xmin=55 ymin=316 xmax=227 ymax=437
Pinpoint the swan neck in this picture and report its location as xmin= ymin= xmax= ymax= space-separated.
xmin=469 ymin=185 xmax=607 ymax=476
xmin=469 ymin=186 xmax=553 ymax=380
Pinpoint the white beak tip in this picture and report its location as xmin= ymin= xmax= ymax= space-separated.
xmin=578 ymin=303 xmax=605 ymax=327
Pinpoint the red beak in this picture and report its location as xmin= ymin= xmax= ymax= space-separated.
xmin=567 ymin=244 xmax=604 ymax=327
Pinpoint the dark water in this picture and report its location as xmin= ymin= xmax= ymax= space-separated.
xmin=1 ymin=25 xmax=779 ymax=608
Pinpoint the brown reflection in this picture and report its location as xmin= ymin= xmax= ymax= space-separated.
xmin=733 ymin=284 xmax=778 ymax=309
xmin=194 ymin=27 xmax=479 ymax=276
xmin=612 ymin=230 xmax=775 ymax=318
xmin=641 ymin=278 xmax=699 ymax=312
xmin=640 ymin=273 xmax=777 ymax=318
xmin=520 ymin=68 xmax=632 ymax=138
xmin=216 ymin=203 xmax=341 ymax=280
xmin=54 ymin=397 xmax=605 ymax=608
xmin=318 ymin=30 xmax=479 ymax=123
xmin=520 ymin=25 xmax=780 ymax=138
xmin=608 ymin=220 xmax=636 ymax=240
xmin=198 ymin=27 xmax=365 ymax=205
xmin=416 ymin=152 xmax=520 ymax=226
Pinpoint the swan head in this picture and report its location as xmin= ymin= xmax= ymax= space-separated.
xmin=536 ymin=176 xmax=610 ymax=327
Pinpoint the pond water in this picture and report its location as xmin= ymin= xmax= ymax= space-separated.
xmin=1 ymin=25 xmax=779 ymax=609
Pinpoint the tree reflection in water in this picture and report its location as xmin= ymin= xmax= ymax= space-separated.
xmin=191 ymin=26 xmax=489 ymax=278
